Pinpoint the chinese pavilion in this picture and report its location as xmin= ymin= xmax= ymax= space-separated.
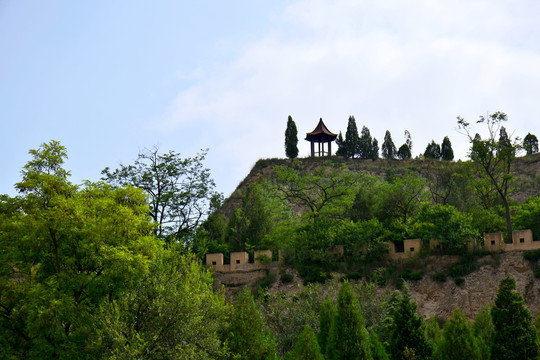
xmin=305 ymin=118 xmax=337 ymax=157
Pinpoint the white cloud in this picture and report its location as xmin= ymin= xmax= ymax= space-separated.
xmin=157 ymin=0 xmax=540 ymax=196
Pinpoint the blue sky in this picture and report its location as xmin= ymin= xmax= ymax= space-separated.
xmin=1 ymin=0 xmax=540 ymax=197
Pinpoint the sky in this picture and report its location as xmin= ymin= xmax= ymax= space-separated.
xmin=1 ymin=0 xmax=540 ymax=198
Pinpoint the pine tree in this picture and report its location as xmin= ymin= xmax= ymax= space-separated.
xmin=381 ymin=130 xmax=397 ymax=159
xmin=523 ymin=133 xmax=539 ymax=155
xmin=327 ymin=281 xmax=372 ymax=360
xmin=369 ymin=331 xmax=390 ymax=360
xmin=228 ymin=287 xmax=278 ymax=359
xmin=389 ymin=287 xmax=432 ymax=360
xmin=359 ymin=126 xmax=374 ymax=159
xmin=441 ymin=136 xmax=454 ymax=161
xmin=397 ymin=144 xmax=412 ymax=160
xmin=285 ymin=115 xmax=299 ymax=159
xmin=336 ymin=131 xmax=347 ymax=157
xmin=286 ymin=325 xmax=324 ymax=360
xmin=344 ymin=116 xmax=360 ymax=158
xmin=491 ymin=276 xmax=538 ymax=360
xmin=317 ymin=297 xmax=335 ymax=356
xmin=371 ymin=138 xmax=379 ymax=160
xmin=424 ymin=140 xmax=441 ymax=160
xmin=473 ymin=305 xmax=494 ymax=360
xmin=435 ymin=308 xmax=480 ymax=360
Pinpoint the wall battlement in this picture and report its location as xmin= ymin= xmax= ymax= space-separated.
xmin=206 ymin=229 xmax=537 ymax=272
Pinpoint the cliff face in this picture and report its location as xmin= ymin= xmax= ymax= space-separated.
xmin=409 ymin=251 xmax=540 ymax=320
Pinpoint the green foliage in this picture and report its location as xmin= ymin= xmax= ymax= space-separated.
xmin=381 ymin=130 xmax=397 ymax=159
xmin=441 ymin=136 xmax=454 ymax=161
xmin=101 ymin=147 xmax=219 ymax=242
xmin=318 ymin=297 xmax=336 ymax=356
xmin=397 ymin=144 xmax=412 ymax=160
xmin=228 ymin=287 xmax=279 ymax=360
xmin=327 ymin=281 xmax=372 ymax=360
xmin=435 ymin=308 xmax=480 ymax=360
xmin=344 ymin=116 xmax=361 ymax=158
xmin=369 ymin=331 xmax=389 ymax=360
xmin=425 ymin=316 xmax=442 ymax=351
xmin=286 ymin=325 xmax=324 ymax=360
xmin=400 ymin=269 xmax=424 ymax=281
xmin=491 ymin=276 xmax=538 ymax=360
xmin=514 ymin=196 xmax=540 ymax=242
xmin=285 ymin=115 xmax=299 ymax=159
xmin=424 ymin=140 xmax=441 ymax=160
xmin=359 ymin=126 xmax=379 ymax=160
xmin=473 ymin=305 xmax=494 ymax=360
xmin=523 ymin=248 xmax=540 ymax=261
xmin=389 ymin=287 xmax=432 ymax=360
xmin=523 ymin=133 xmax=539 ymax=155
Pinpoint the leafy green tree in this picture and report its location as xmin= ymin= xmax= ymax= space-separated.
xmin=389 ymin=287 xmax=432 ymax=360
xmin=425 ymin=316 xmax=442 ymax=351
xmin=285 ymin=115 xmax=299 ymax=159
xmin=371 ymin=138 xmax=380 ymax=160
xmin=397 ymin=144 xmax=412 ymax=160
xmin=380 ymin=173 xmax=427 ymax=223
xmin=318 ymin=297 xmax=336 ymax=356
xmin=286 ymin=325 xmax=324 ymax=360
xmin=441 ymin=136 xmax=454 ymax=161
xmin=0 ymin=140 xmax=159 ymax=359
xmin=513 ymin=196 xmax=540 ymax=241
xmin=102 ymin=147 xmax=218 ymax=242
xmin=381 ymin=130 xmax=397 ymax=159
xmin=491 ymin=276 xmax=538 ymax=360
xmin=326 ymin=281 xmax=372 ymax=360
xmin=523 ymin=133 xmax=539 ymax=155
xmin=424 ymin=140 xmax=441 ymax=160
xmin=359 ymin=126 xmax=377 ymax=159
xmin=228 ymin=287 xmax=278 ymax=360
xmin=458 ymin=112 xmax=519 ymax=243
xmin=435 ymin=308 xmax=480 ymax=360
xmin=98 ymin=248 xmax=230 ymax=359
xmin=344 ymin=116 xmax=361 ymax=158
xmin=472 ymin=305 xmax=494 ymax=360
xmin=369 ymin=331 xmax=389 ymax=360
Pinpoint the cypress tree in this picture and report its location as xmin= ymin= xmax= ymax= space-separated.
xmin=389 ymin=287 xmax=432 ymax=360
xmin=441 ymin=136 xmax=454 ymax=161
xmin=285 ymin=115 xmax=299 ymax=159
xmin=359 ymin=126 xmax=374 ymax=159
xmin=371 ymin=138 xmax=379 ymax=160
xmin=397 ymin=144 xmax=412 ymax=160
xmin=523 ymin=133 xmax=539 ymax=155
xmin=317 ymin=297 xmax=335 ymax=356
xmin=344 ymin=116 xmax=360 ymax=158
xmin=286 ymin=325 xmax=324 ymax=360
xmin=336 ymin=131 xmax=347 ymax=157
xmin=491 ymin=276 xmax=538 ymax=360
xmin=424 ymin=140 xmax=441 ymax=160
xmin=473 ymin=305 xmax=494 ymax=360
xmin=435 ymin=308 xmax=480 ymax=360
xmin=326 ymin=281 xmax=372 ymax=360
xmin=381 ymin=131 xmax=397 ymax=159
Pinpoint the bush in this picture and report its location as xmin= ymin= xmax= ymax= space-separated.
xmin=454 ymin=277 xmax=465 ymax=287
xmin=523 ymin=249 xmax=540 ymax=261
xmin=400 ymin=269 xmax=424 ymax=281
xmin=432 ymin=272 xmax=447 ymax=282
xmin=280 ymin=272 xmax=293 ymax=283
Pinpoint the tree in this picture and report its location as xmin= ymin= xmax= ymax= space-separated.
xmin=523 ymin=133 xmax=539 ymax=155
xmin=0 ymin=141 xmax=159 ymax=359
xmin=228 ymin=287 xmax=278 ymax=360
xmin=513 ymin=196 xmax=540 ymax=242
xmin=286 ymin=325 xmax=324 ymax=360
xmin=336 ymin=131 xmax=347 ymax=156
xmin=491 ymin=276 xmax=538 ymax=360
xmin=397 ymin=144 xmax=412 ymax=160
xmin=359 ymin=126 xmax=375 ymax=159
xmin=435 ymin=308 xmax=480 ymax=360
xmin=424 ymin=140 xmax=441 ymax=160
xmin=326 ymin=281 xmax=372 ymax=360
xmin=457 ymin=112 xmax=518 ymax=243
xmin=98 ymin=248 xmax=230 ymax=359
xmin=388 ymin=287 xmax=432 ymax=360
xmin=285 ymin=115 xmax=299 ymax=159
xmin=472 ymin=305 xmax=494 ymax=360
xmin=441 ymin=136 xmax=454 ymax=161
xmin=344 ymin=116 xmax=360 ymax=158
xmin=101 ymin=147 xmax=219 ymax=242
xmin=381 ymin=130 xmax=397 ymax=159
xmin=317 ymin=297 xmax=336 ymax=356
xmin=371 ymin=138 xmax=380 ymax=160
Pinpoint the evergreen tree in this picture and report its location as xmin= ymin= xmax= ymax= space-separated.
xmin=473 ymin=305 xmax=494 ymax=360
xmin=425 ymin=316 xmax=442 ymax=351
xmin=389 ymin=287 xmax=432 ymax=360
xmin=286 ymin=325 xmax=324 ymax=360
xmin=344 ymin=116 xmax=360 ymax=158
xmin=491 ymin=276 xmax=538 ymax=360
xmin=397 ymin=144 xmax=412 ymax=160
xmin=381 ymin=130 xmax=397 ymax=159
xmin=435 ymin=308 xmax=480 ymax=360
xmin=441 ymin=136 xmax=454 ymax=161
xmin=424 ymin=140 xmax=441 ymax=160
xmin=359 ymin=126 xmax=374 ymax=159
xmin=228 ymin=287 xmax=279 ymax=359
xmin=285 ymin=115 xmax=299 ymax=159
xmin=523 ymin=133 xmax=539 ymax=155
xmin=327 ymin=281 xmax=372 ymax=360
xmin=405 ymin=130 xmax=413 ymax=152
xmin=371 ymin=138 xmax=379 ymax=160
xmin=318 ymin=297 xmax=336 ymax=356
xmin=369 ymin=332 xmax=390 ymax=360
xmin=336 ymin=131 xmax=347 ymax=156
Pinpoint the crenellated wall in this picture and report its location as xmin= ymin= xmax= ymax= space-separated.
xmin=206 ymin=230 xmax=538 ymax=272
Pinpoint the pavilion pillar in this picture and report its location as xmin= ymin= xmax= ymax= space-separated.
xmin=328 ymin=141 xmax=332 ymax=156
